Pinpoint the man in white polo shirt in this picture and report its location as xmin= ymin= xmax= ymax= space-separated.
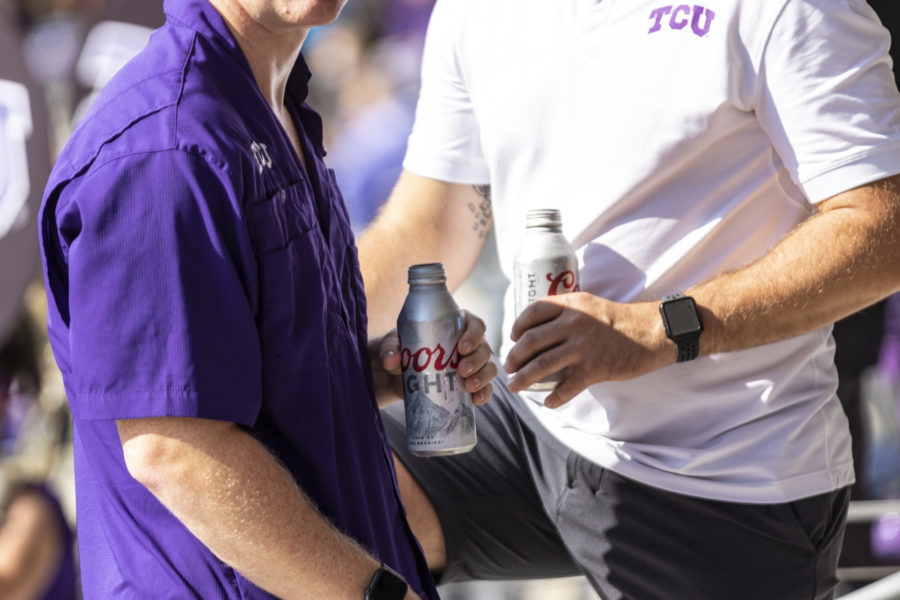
xmin=359 ymin=1 xmax=900 ymax=598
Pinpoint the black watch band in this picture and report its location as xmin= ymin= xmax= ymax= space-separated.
xmin=675 ymin=337 xmax=699 ymax=363
xmin=659 ymin=293 xmax=703 ymax=363
xmin=364 ymin=563 xmax=408 ymax=600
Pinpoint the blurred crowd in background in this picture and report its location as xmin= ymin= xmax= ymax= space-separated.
xmin=1 ymin=1 xmax=898 ymax=598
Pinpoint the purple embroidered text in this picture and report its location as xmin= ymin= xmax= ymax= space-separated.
xmin=649 ymin=5 xmax=716 ymax=37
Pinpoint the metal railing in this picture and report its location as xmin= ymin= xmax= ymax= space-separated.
xmin=839 ymin=570 xmax=900 ymax=600
xmin=847 ymin=500 xmax=900 ymax=524
xmin=838 ymin=500 xmax=900 ymax=599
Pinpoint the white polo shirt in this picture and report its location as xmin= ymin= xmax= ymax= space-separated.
xmin=403 ymin=0 xmax=900 ymax=503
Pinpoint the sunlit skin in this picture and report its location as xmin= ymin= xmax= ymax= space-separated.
xmin=212 ymin=0 xmax=348 ymax=32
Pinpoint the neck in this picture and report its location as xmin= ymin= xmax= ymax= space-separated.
xmin=208 ymin=0 xmax=308 ymax=112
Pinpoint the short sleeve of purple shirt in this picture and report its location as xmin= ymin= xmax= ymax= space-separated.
xmin=54 ymin=149 xmax=261 ymax=423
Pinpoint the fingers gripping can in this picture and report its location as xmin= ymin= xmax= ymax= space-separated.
xmin=397 ymin=263 xmax=477 ymax=456
xmin=513 ymin=209 xmax=579 ymax=391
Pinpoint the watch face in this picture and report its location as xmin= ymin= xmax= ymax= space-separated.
xmin=664 ymin=297 xmax=702 ymax=337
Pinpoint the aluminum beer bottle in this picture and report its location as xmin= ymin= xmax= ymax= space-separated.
xmin=397 ymin=263 xmax=477 ymax=456
xmin=513 ymin=209 xmax=579 ymax=391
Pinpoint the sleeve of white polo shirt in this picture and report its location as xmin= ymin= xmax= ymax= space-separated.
xmin=756 ymin=0 xmax=900 ymax=203
xmin=403 ymin=0 xmax=490 ymax=184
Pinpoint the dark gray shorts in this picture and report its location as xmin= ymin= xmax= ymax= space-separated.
xmin=381 ymin=382 xmax=850 ymax=600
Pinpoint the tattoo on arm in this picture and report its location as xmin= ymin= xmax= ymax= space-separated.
xmin=469 ymin=186 xmax=493 ymax=239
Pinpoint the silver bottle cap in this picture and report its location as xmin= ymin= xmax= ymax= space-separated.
xmin=525 ymin=208 xmax=563 ymax=231
xmin=407 ymin=263 xmax=447 ymax=285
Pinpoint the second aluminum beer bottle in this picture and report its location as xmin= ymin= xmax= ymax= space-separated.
xmin=513 ymin=208 xmax=579 ymax=391
xmin=397 ymin=263 xmax=477 ymax=456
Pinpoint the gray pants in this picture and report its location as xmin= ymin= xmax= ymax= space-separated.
xmin=381 ymin=382 xmax=849 ymax=600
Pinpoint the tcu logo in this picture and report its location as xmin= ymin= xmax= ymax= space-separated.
xmin=648 ymin=5 xmax=716 ymax=37
xmin=401 ymin=342 xmax=461 ymax=373
xmin=547 ymin=271 xmax=578 ymax=296
xmin=250 ymin=140 xmax=272 ymax=173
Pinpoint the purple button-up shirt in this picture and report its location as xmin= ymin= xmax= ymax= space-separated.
xmin=39 ymin=1 xmax=437 ymax=598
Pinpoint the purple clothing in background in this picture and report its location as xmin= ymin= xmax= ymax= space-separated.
xmin=32 ymin=484 xmax=77 ymax=600
xmin=38 ymin=1 xmax=437 ymax=598
xmin=382 ymin=0 xmax=435 ymax=38
xmin=879 ymin=293 xmax=900 ymax=381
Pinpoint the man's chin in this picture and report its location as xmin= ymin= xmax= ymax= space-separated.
xmin=288 ymin=0 xmax=349 ymax=28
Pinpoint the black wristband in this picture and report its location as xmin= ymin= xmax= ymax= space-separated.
xmin=364 ymin=563 xmax=408 ymax=600
xmin=676 ymin=337 xmax=699 ymax=362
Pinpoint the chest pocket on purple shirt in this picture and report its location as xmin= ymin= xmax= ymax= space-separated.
xmin=246 ymin=182 xmax=333 ymax=374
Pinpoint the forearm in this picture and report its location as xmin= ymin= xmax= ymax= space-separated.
xmin=358 ymin=171 xmax=490 ymax=336
xmin=506 ymin=176 xmax=900 ymax=405
xmin=691 ymin=175 xmax=900 ymax=356
xmin=118 ymin=417 xmax=401 ymax=600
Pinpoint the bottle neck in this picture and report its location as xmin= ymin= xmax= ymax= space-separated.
xmin=526 ymin=224 xmax=563 ymax=233
xmin=408 ymin=281 xmax=449 ymax=292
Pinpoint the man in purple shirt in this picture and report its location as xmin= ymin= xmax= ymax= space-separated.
xmin=38 ymin=0 xmax=496 ymax=598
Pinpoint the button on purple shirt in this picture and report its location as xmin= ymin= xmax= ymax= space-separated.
xmin=38 ymin=1 xmax=437 ymax=598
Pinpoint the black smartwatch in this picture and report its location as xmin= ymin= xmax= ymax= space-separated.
xmin=364 ymin=563 xmax=408 ymax=600
xmin=659 ymin=293 xmax=703 ymax=363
